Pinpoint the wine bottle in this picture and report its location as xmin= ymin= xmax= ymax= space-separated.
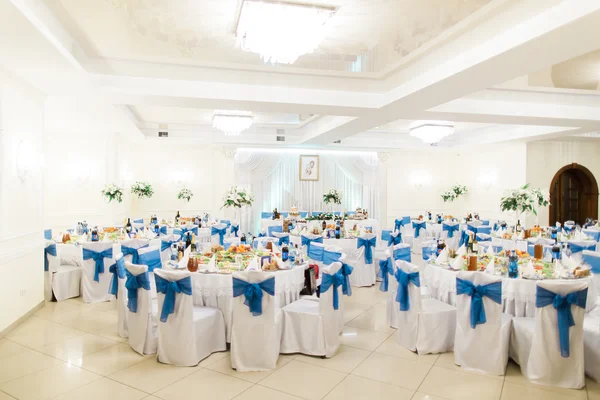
xmin=516 ymin=220 xmax=522 ymax=233
xmin=175 ymin=211 xmax=180 ymax=225
xmin=185 ymin=233 xmax=192 ymax=249
xmin=467 ymin=232 xmax=474 ymax=253
xmin=282 ymin=245 xmax=289 ymax=262
xmin=472 ymin=234 xmax=479 ymax=253
xmin=125 ymin=218 xmax=132 ymax=234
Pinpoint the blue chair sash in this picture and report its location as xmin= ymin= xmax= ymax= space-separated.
xmin=443 ymin=223 xmax=459 ymax=238
xmin=395 ymin=269 xmax=420 ymax=311
xmin=159 ymin=226 xmax=168 ymax=235
xmin=377 ymin=257 xmax=393 ymax=292
xmin=125 ymin=270 xmax=151 ymax=313
xmin=109 ymin=257 xmax=126 ymax=296
xmin=44 ymin=243 xmax=57 ymax=272
xmin=402 ymin=216 xmax=411 ymax=226
xmin=133 ymin=219 xmax=143 ymax=224
xmin=232 ymin=277 xmax=275 ymax=316
xmin=570 ymin=242 xmax=596 ymax=254
xmin=422 ymin=246 xmax=435 ymax=261
xmin=459 ymin=230 xmax=470 ymax=248
xmin=211 ymin=226 xmax=227 ymax=245
xmin=44 ymin=229 xmax=52 ymax=240
xmin=388 ymin=232 xmax=402 ymax=246
xmin=412 ymin=221 xmax=426 ymax=238
xmin=340 ymin=263 xmax=354 ymax=296
xmin=476 ymin=234 xmax=492 ymax=242
xmin=267 ymin=225 xmax=283 ymax=237
xmin=477 ymin=226 xmax=492 ymax=235
xmin=138 ymin=249 xmax=162 ymax=272
xmin=230 ymin=224 xmax=240 ymax=237
xmin=155 ymin=275 xmax=193 ymax=323
xmin=174 ymin=226 xmax=199 ymax=240
xmin=161 ymin=239 xmax=177 ymax=252
xmin=323 ymin=249 xmax=342 ymax=265
xmin=301 ymin=235 xmax=323 ymax=254
xmin=381 ymin=230 xmax=391 ymax=243
xmin=276 ymin=234 xmax=290 ymax=246
xmin=394 ymin=219 xmax=403 ymax=232
xmin=467 ymin=224 xmax=477 ymax=233
xmin=536 ymin=286 xmax=588 ymax=358
xmin=357 ymin=237 xmax=376 ymax=264
xmin=583 ymin=230 xmax=600 ymax=242
xmin=564 ymin=225 xmax=575 ymax=234
xmin=320 ymin=271 xmax=344 ymax=310
xmin=456 ymin=278 xmax=502 ymax=329
xmin=482 ymin=220 xmax=490 ymax=226
xmin=583 ymin=253 xmax=600 ymax=273
xmin=82 ymin=247 xmax=113 ymax=282
xmin=261 ymin=212 xmax=273 ymax=219
xmin=121 ymin=244 xmax=148 ymax=265
xmin=257 ymin=232 xmax=266 ymax=237
xmin=307 ymin=243 xmax=324 ymax=261
xmin=393 ymin=246 xmax=411 ymax=262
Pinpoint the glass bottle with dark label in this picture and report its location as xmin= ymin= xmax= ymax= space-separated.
xmin=91 ymin=227 xmax=99 ymax=242
xmin=322 ymin=220 xmax=327 ymax=231
xmin=552 ymin=240 xmax=561 ymax=261
xmin=508 ymin=250 xmax=519 ymax=278
xmin=125 ymin=218 xmax=132 ymax=234
xmin=281 ymin=244 xmax=289 ymax=262
xmin=516 ymin=220 xmax=522 ymax=234
xmin=175 ymin=211 xmax=181 ymax=225
xmin=185 ymin=233 xmax=192 ymax=249
xmin=154 ymin=224 xmax=160 ymax=235
xmin=240 ymin=232 xmax=247 ymax=244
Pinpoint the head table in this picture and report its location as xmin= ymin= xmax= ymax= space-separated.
xmin=423 ymin=262 xmax=598 ymax=318
xmin=260 ymin=218 xmax=380 ymax=236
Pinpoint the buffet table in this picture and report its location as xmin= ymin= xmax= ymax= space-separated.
xmin=423 ymin=263 xmax=598 ymax=317
xmin=191 ymin=265 xmax=307 ymax=342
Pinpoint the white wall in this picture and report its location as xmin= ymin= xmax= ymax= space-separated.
xmin=385 ymin=142 xmax=527 ymax=228
xmin=526 ymin=140 xmax=600 ymax=226
xmin=0 ymin=69 xmax=45 ymax=332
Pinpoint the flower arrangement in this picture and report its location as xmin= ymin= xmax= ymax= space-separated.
xmin=101 ymin=184 xmax=123 ymax=203
xmin=323 ymin=189 xmax=342 ymax=205
xmin=500 ymin=184 xmax=550 ymax=216
xmin=441 ymin=184 xmax=468 ymax=203
xmin=306 ymin=212 xmax=342 ymax=221
xmin=222 ymin=186 xmax=255 ymax=209
xmin=177 ymin=188 xmax=193 ymax=202
xmin=131 ymin=181 xmax=154 ymax=199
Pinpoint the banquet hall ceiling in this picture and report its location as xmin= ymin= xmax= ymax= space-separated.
xmin=49 ymin=0 xmax=494 ymax=75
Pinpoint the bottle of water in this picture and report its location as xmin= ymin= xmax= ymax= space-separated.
xmin=508 ymin=250 xmax=519 ymax=279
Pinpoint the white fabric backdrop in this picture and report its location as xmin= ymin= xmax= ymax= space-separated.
xmin=234 ymin=151 xmax=382 ymax=233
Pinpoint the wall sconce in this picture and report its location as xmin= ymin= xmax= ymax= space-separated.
xmin=479 ymin=170 xmax=498 ymax=189
xmin=16 ymin=140 xmax=35 ymax=183
xmin=409 ymin=170 xmax=432 ymax=189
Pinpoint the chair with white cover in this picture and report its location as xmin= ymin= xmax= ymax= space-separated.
xmin=45 ymin=242 xmax=82 ymax=302
xmin=307 ymin=242 xmax=325 ymax=264
xmin=378 ymin=250 xmax=399 ymax=328
xmin=583 ymin=250 xmax=600 ymax=308
xmin=230 ymin=271 xmax=282 ymax=371
xmin=351 ymin=234 xmax=376 ymax=287
xmin=154 ymin=269 xmax=226 ymax=366
xmin=510 ymin=279 xmax=589 ymax=389
xmin=119 ymin=238 xmax=150 ymax=265
xmin=280 ymin=262 xmax=342 ymax=358
xmin=81 ymin=242 xmax=116 ymax=303
xmin=301 ymin=234 xmax=323 ymax=254
xmin=454 ymin=271 xmax=512 ymax=375
xmin=394 ymin=260 xmax=456 ymax=354
xmin=211 ymin=223 xmax=228 ymax=246
xmin=271 ymin=232 xmax=290 ymax=247
xmin=109 ymin=253 xmax=128 ymax=338
xmin=132 ymin=218 xmax=145 ymax=230
xmin=412 ymin=221 xmax=428 ymax=241
xmin=392 ymin=243 xmax=412 ymax=263
xmin=253 ymin=236 xmax=276 ymax=249
xmin=138 ymin=245 xmax=163 ymax=295
xmin=267 ymin=225 xmax=283 ymax=237
xmin=124 ymin=262 xmax=158 ymax=355
xmin=584 ymin=314 xmax=600 ymax=382
xmin=160 ymin=234 xmax=179 ymax=264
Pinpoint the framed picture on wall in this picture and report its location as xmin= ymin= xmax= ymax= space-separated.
xmin=299 ymin=155 xmax=319 ymax=181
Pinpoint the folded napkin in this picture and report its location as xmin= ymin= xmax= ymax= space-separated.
xmin=486 ymin=244 xmax=494 ymax=256
xmin=486 ymin=256 xmax=495 ymax=274
xmin=456 ymin=245 xmax=467 ymax=256
xmin=246 ymin=256 xmax=260 ymax=271
xmin=436 ymin=247 xmax=449 ymax=264
xmin=478 ymin=246 xmax=485 ymax=256
xmin=451 ymin=255 xmax=463 ymax=270
xmin=544 ymin=250 xmax=552 ymax=262
xmin=257 ymin=241 xmax=265 ymax=251
xmin=553 ymin=259 xmax=565 ymax=279
xmin=523 ymin=260 xmax=535 ymax=278
xmin=562 ymin=255 xmax=577 ymax=271
xmin=204 ymin=255 xmax=218 ymax=273
xmin=273 ymin=255 xmax=287 ymax=269
xmin=271 ymin=243 xmax=280 ymax=254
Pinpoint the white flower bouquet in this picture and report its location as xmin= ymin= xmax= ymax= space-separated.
xmin=177 ymin=188 xmax=193 ymax=202
xmin=441 ymin=184 xmax=468 ymax=203
xmin=101 ymin=184 xmax=123 ymax=203
xmin=500 ymin=184 xmax=549 ymax=216
xmin=222 ymin=186 xmax=255 ymax=209
xmin=131 ymin=181 xmax=154 ymax=199
xmin=323 ymin=189 xmax=342 ymax=205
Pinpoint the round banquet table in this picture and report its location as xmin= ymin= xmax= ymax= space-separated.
xmin=423 ymin=263 xmax=598 ymax=317
xmin=191 ymin=265 xmax=307 ymax=342
xmin=289 ymin=236 xmax=361 ymax=258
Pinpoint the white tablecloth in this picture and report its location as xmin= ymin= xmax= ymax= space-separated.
xmin=423 ymin=263 xmax=598 ymax=317
xmin=191 ymin=265 xmax=307 ymax=341
xmin=260 ymin=219 xmax=381 ymax=236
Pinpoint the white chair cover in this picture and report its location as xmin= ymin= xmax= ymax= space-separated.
xmin=44 ymin=241 xmax=59 ymax=301
xmin=394 ymin=260 xmax=456 ymax=355
xmin=111 ymin=253 xmax=129 ymax=338
xmin=281 ymin=262 xmax=342 ymax=358
xmin=81 ymin=242 xmax=116 ymax=303
xmin=211 ymin=223 xmax=228 ymax=245
xmin=160 ymin=234 xmax=179 ymax=265
xmin=46 ymin=242 xmax=82 ymax=302
xmin=118 ymin=238 xmax=150 ymax=265
xmin=154 ymin=269 xmax=226 ymax=366
xmin=510 ymin=279 xmax=589 ymax=389
xmin=350 ymin=233 xmax=376 ymax=287
xmin=124 ymin=262 xmax=158 ymax=355
xmin=230 ymin=271 xmax=282 ymax=372
xmin=584 ymin=315 xmax=600 ymax=382
xmin=137 ymin=245 xmax=162 ymax=297
xmin=454 ymin=271 xmax=512 ymax=375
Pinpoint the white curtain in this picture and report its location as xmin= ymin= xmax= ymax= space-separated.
xmin=234 ymin=151 xmax=382 ymax=233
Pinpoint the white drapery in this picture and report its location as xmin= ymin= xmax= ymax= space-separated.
xmin=234 ymin=151 xmax=382 ymax=234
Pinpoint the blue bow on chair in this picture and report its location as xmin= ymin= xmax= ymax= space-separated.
xmin=320 ymin=271 xmax=344 ymax=310
xmin=412 ymin=221 xmax=426 ymax=238
xmin=570 ymin=242 xmax=595 ymax=254
xmin=394 ymin=219 xmax=403 ymax=232
xmin=155 ymin=275 xmax=193 ymax=323
xmin=476 ymin=234 xmax=491 ymax=242
xmin=133 ymin=219 xmax=143 ymax=224
xmin=230 ymin=224 xmax=240 ymax=237
xmin=308 ymin=243 xmax=324 ymax=261
xmin=268 ymin=225 xmax=283 ymax=237
xmin=221 ymin=220 xmax=231 ymax=228
xmin=161 ymin=239 xmax=176 ymax=252
xmin=258 ymin=232 xmax=266 ymax=237
xmin=83 ymin=248 xmax=113 ymax=282
xmin=583 ymin=253 xmax=600 ymax=274
xmin=232 ymin=277 xmax=275 ymax=316
xmin=340 ymin=263 xmax=354 ymax=296
xmin=44 ymin=243 xmax=57 ymax=272
xmin=174 ymin=226 xmax=199 ymax=240
xmin=536 ymin=286 xmax=587 ymax=358
xmin=388 ymin=232 xmax=402 ymax=246
xmin=323 ymin=249 xmax=342 ymax=265
xmin=459 ymin=230 xmax=470 ymax=248
xmin=159 ymin=226 xmax=168 ymax=235
xmin=276 ymin=234 xmax=290 ymax=246
xmin=395 ymin=268 xmax=420 ymax=311
xmin=422 ymin=246 xmax=436 ymax=261
xmin=393 ymin=246 xmax=411 ymax=262
xmin=211 ymin=226 xmax=227 ymax=246
xmin=443 ymin=223 xmax=459 ymax=238
xmin=564 ymin=225 xmax=575 ymax=234
xmin=301 ymin=235 xmax=323 ymax=253
xmin=456 ymin=278 xmax=502 ymax=329
xmin=109 ymin=257 xmax=126 ymax=296
xmin=381 ymin=230 xmax=391 ymax=243
xmin=357 ymin=237 xmax=376 ymax=264
xmin=121 ymin=244 xmax=148 ymax=265
xmin=125 ymin=270 xmax=151 ymax=313
xmin=377 ymin=257 xmax=393 ymax=292
xmin=138 ymin=249 xmax=162 ymax=272
xmin=44 ymin=229 xmax=52 ymax=240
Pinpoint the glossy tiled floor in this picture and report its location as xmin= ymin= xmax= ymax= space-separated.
xmin=0 ymin=286 xmax=598 ymax=400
